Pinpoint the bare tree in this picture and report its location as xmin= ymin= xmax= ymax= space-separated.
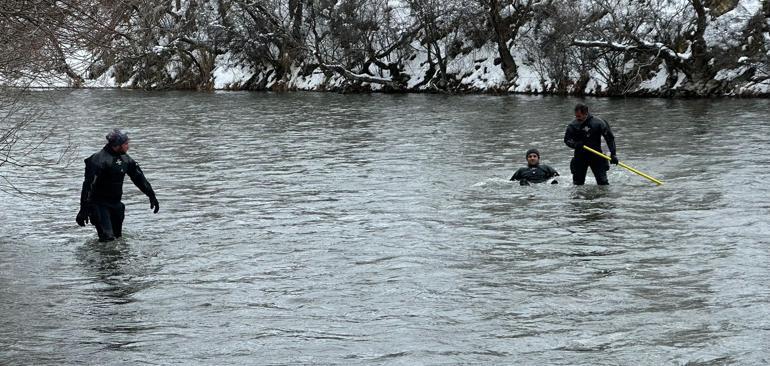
xmin=404 ymin=0 xmax=481 ymax=91
xmin=0 ymin=0 xmax=99 ymax=87
xmin=307 ymin=0 xmax=417 ymax=90
xmin=567 ymin=0 xmax=763 ymax=95
xmin=90 ymin=0 xmax=230 ymax=90
xmin=4 ymin=0 xmax=769 ymax=97
xmin=0 ymin=87 xmax=76 ymax=195
xmin=481 ymin=0 xmax=551 ymax=82
xmin=226 ymin=0 xmax=309 ymax=89
xmin=0 ymin=1 xmax=95 ymax=194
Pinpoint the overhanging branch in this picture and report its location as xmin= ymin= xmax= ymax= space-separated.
xmin=318 ymin=63 xmax=396 ymax=86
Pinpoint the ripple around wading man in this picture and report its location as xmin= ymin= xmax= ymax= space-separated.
xmin=75 ymin=238 xmax=159 ymax=302
xmin=1 ymin=91 xmax=770 ymax=365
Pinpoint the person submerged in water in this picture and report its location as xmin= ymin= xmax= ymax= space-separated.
xmin=510 ymin=149 xmax=559 ymax=185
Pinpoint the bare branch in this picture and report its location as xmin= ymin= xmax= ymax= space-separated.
xmin=318 ymin=63 xmax=396 ymax=86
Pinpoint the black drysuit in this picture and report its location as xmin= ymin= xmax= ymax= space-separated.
xmin=510 ymin=164 xmax=559 ymax=185
xmin=79 ymin=145 xmax=156 ymax=241
xmin=564 ymin=115 xmax=616 ymax=185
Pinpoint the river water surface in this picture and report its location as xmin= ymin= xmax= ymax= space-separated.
xmin=1 ymin=90 xmax=769 ymax=365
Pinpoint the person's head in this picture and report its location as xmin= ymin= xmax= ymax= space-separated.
xmin=106 ymin=128 xmax=130 ymax=153
xmin=525 ymin=148 xmax=540 ymax=167
xmin=574 ymin=103 xmax=589 ymax=122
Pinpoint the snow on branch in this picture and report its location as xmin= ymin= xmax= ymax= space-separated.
xmin=319 ymin=63 xmax=396 ymax=86
xmin=573 ymin=38 xmax=691 ymax=65
xmin=632 ymin=38 xmax=691 ymax=61
xmin=572 ymin=39 xmax=637 ymax=52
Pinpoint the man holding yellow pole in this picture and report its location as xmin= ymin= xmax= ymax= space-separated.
xmin=563 ymin=103 xmax=618 ymax=185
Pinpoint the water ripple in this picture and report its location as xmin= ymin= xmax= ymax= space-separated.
xmin=1 ymin=91 xmax=769 ymax=364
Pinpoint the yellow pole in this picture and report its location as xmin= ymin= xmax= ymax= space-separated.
xmin=582 ymin=145 xmax=664 ymax=185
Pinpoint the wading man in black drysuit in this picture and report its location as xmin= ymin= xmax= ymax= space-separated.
xmin=76 ymin=129 xmax=159 ymax=241
xmin=510 ymin=148 xmax=559 ymax=185
xmin=564 ymin=103 xmax=618 ymax=185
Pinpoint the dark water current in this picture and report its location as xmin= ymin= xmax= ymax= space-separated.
xmin=1 ymin=90 xmax=769 ymax=365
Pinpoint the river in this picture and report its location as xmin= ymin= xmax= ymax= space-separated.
xmin=1 ymin=90 xmax=769 ymax=365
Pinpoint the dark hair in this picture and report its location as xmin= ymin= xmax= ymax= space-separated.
xmin=525 ymin=148 xmax=540 ymax=158
xmin=574 ymin=103 xmax=589 ymax=114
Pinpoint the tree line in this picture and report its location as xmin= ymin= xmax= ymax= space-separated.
xmin=1 ymin=0 xmax=769 ymax=96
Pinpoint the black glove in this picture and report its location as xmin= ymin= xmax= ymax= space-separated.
xmin=76 ymin=207 xmax=89 ymax=226
xmin=149 ymin=195 xmax=159 ymax=214
xmin=610 ymin=154 xmax=619 ymax=165
xmin=574 ymin=142 xmax=584 ymax=150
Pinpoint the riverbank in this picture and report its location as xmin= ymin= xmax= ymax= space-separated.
xmin=31 ymin=40 xmax=770 ymax=98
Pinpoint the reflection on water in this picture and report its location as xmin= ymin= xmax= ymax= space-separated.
xmin=76 ymin=239 xmax=145 ymax=305
xmin=1 ymin=91 xmax=769 ymax=365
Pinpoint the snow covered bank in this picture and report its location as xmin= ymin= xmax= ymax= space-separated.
xmin=18 ymin=0 xmax=770 ymax=97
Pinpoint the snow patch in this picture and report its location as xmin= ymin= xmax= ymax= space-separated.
xmin=404 ymin=42 xmax=429 ymax=89
xmin=585 ymin=79 xmax=600 ymax=94
xmin=714 ymin=66 xmax=751 ymax=81
xmin=449 ymin=43 xmax=506 ymax=90
xmin=510 ymin=48 xmax=543 ymax=93
xmin=673 ymin=70 xmax=687 ymax=89
xmin=293 ymin=68 xmax=328 ymax=90
xmin=638 ymin=63 xmax=669 ymax=91
xmin=704 ymin=0 xmax=763 ymax=48
xmin=85 ymin=66 xmax=118 ymax=88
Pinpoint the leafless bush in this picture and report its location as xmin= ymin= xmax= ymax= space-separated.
xmin=0 ymin=85 xmax=75 ymax=196
xmin=0 ymin=1 xmax=81 ymax=195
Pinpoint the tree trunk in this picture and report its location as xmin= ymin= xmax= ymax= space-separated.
xmin=488 ymin=0 xmax=517 ymax=80
xmin=289 ymin=0 xmax=303 ymax=43
xmin=690 ymin=0 xmax=709 ymax=72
